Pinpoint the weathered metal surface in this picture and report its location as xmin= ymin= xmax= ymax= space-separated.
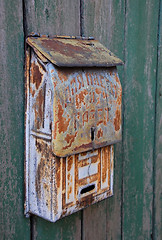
xmin=50 ymin=65 xmax=122 ymax=157
xmin=26 ymin=125 xmax=113 ymax=222
xmin=26 ymin=36 xmax=123 ymax=67
xmin=25 ymin=38 xmax=122 ymax=222
xmin=25 ymin=45 xmax=122 ymax=157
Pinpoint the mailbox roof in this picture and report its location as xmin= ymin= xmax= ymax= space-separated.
xmin=26 ymin=36 xmax=123 ymax=67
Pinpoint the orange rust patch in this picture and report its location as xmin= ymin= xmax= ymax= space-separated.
xmin=83 ymin=111 xmax=88 ymax=126
xmin=117 ymin=89 xmax=122 ymax=105
xmin=67 ymin=156 xmax=73 ymax=172
xmin=57 ymin=102 xmax=70 ymax=134
xmin=108 ymin=146 xmax=111 ymax=188
xmin=115 ymin=73 xmax=120 ymax=85
xmin=34 ymin=88 xmax=45 ymax=129
xmin=63 ymin=132 xmax=77 ymax=149
xmin=57 ymin=70 xmax=68 ymax=83
xmin=75 ymin=89 xmax=88 ymax=109
xmin=85 ymin=72 xmax=90 ymax=85
xmin=67 ymin=186 xmax=72 ymax=200
xmin=31 ymin=89 xmax=35 ymax=97
xmin=41 ymin=39 xmax=91 ymax=59
xmin=97 ymin=128 xmax=103 ymax=138
xmin=97 ymin=120 xmax=107 ymax=127
xmin=103 ymin=91 xmax=106 ymax=98
xmin=74 ymin=142 xmax=93 ymax=151
xmin=101 ymin=147 xmax=108 ymax=185
xmin=114 ymin=109 xmax=121 ymax=131
xmin=31 ymin=62 xmax=43 ymax=89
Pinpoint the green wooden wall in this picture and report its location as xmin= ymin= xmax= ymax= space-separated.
xmin=0 ymin=0 xmax=161 ymax=239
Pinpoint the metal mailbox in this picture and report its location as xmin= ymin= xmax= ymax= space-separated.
xmin=24 ymin=35 xmax=123 ymax=222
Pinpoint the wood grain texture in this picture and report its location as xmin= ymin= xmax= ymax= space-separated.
xmin=0 ymin=0 xmax=30 ymax=239
xmin=82 ymin=202 xmax=106 ymax=240
xmin=123 ymin=0 xmax=159 ymax=239
xmin=24 ymin=0 xmax=81 ymax=239
xmin=83 ymin=0 xmax=125 ymax=239
xmin=25 ymin=0 xmax=80 ymax=36
xmin=154 ymin=0 xmax=162 ymax=239
xmin=31 ymin=213 xmax=81 ymax=240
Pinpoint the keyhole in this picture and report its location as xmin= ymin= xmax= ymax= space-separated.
xmin=91 ymin=127 xmax=95 ymax=141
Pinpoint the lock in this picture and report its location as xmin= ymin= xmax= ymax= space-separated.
xmin=24 ymin=35 xmax=123 ymax=222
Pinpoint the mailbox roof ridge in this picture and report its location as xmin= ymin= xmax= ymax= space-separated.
xmin=26 ymin=36 xmax=123 ymax=67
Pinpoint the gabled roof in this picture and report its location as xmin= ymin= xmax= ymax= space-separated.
xmin=26 ymin=36 xmax=123 ymax=67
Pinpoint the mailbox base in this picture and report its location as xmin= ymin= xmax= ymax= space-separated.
xmin=25 ymin=137 xmax=114 ymax=222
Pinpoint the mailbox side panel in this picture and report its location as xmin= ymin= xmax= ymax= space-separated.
xmin=25 ymin=49 xmax=56 ymax=221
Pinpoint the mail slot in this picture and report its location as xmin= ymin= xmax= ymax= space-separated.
xmin=24 ymin=35 xmax=123 ymax=222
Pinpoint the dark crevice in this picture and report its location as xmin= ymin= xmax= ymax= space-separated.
xmin=81 ymin=210 xmax=84 ymax=240
xmin=30 ymin=215 xmax=36 ymax=240
xmin=80 ymin=184 xmax=95 ymax=194
xmin=23 ymin=0 xmax=34 ymax=239
xmin=91 ymin=127 xmax=95 ymax=141
xmin=121 ymin=0 xmax=127 ymax=239
xmin=22 ymin=0 xmax=27 ymax=40
xmin=80 ymin=0 xmax=85 ymax=37
xmin=152 ymin=0 xmax=161 ymax=239
xmin=80 ymin=2 xmax=84 ymax=240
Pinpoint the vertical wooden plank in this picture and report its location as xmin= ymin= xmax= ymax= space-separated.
xmin=82 ymin=0 xmax=125 ymax=239
xmin=25 ymin=0 xmax=80 ymax=36
xmin=24 ymin=1 xmax=81 ymax=239
xmin=154 ymin=0 xmax=162 ymax=239
xmin=0 ymin=0 xmax=30 ymax=239
xmin=123 ymin=0 xmax=159 ymax=239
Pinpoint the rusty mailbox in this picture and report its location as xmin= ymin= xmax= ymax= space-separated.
xmin=24 ymin=35 xmax=123 ymax=222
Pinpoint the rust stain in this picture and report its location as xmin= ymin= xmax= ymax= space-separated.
xmin=51 ymin=68 xmax=122 ymax=156
xmin=74 ymin=142 xmax=93 ymax=152
xmin=83 ymin=111 xmax=88 ymax=126
xmin=108 ymin=146 xmax=111 ymax=188
xmin=97 ymin=120 xmax=107 ymax=126
xmin=67 ymin=186 xmax=72 ymax=200
xmin=75 ymin=89 xmax=88 ymax=109
xmin=40 ymin=39 xmax=91 ymax=60
xmin=79 ymin=195 xmax=93 ymax=207
xmin=35 ymin=140 xmax=55 ymax=209
xmin=56 ymin=102 xmax=70 ymax=134
xmin=34 ymin=88 xmax=45 ymax=129
xmin=31 ymin=62 xmax=43 ymax=90
xmin=114 ymin=108 xmax=121 ymax=131
xmin=97 ymin=128 xmax=103 ymax=138
xmin=63 ymin=132 xmax=77 ymax=149
xmin=27 ymin=36 xmax=123 ymax=67
xmin=67 ymin=155 xmax=73 ymax=172
xmin=55 ymin=156 xmax=61 ymax=189
xmin=101 ymin=146 xmax=108 ymax=185
xmin=62 ymin=158 xmax=66 ymax=208
xmin=57 ymin=69 xmax=72 ymax=82
xmin=115 ymin=72 xmax=120 ymax=85
xmin=117 ymin=89 xmax=122 ymax=105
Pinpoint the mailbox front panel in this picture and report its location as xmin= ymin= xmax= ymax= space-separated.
xmin=50 ymin=65 xmax=122 ymax=157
